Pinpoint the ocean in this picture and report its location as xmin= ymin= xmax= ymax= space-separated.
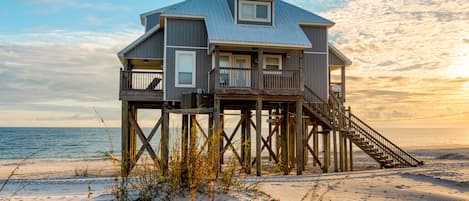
xmin=0 ymin=127 xmax=468 ymax=160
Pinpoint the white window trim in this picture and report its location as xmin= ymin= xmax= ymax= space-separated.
xmin=211 ymin=53 xmax=233 ymax=69
xmin=175 ymin=50 xmax=196 ymax=88
xmin=263 ymin=54 xmax=283 ymax=70
xmin=239 ymin=0 xmax=272 ymax=23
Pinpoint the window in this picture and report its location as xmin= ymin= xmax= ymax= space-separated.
xmin=263 ymin=55 xmax=282 ymax=70
xmin=175 ymin=51 xmax=196 ymax=87
xmin=239 ymin=0 xmax=271 ymax=22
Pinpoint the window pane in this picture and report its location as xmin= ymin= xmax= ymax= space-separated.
xmin=220 ymin=56 xmax=230 ymax=67
xmin=266 ymin=65 xmax=279 ymax=70
xmin=256 ymin=5 xmax=268 ymax=19
xmin=178 ymin=54 xmax=193 ymax=72
xmin=266 ymin=57 xmax=279 ymax=65
xmin=179 ymin=72 xmax=192 ymax=85
xmin=241 ymin=3 xmax=254 ymax=18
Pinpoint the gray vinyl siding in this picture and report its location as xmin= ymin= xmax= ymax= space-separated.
xmin=165 ymin=18 xmax=210 ymax=101
xmin=125 ymin=30 xmax=164 ymax=59
xmin=329 ymin=49 xmax=345 ymax=66
xmin=304 ymin=54 xmax=328 ymax=100
xmin=284 ymin=53 xmax=300 ymax=71
xmin=165 ymin=48 xmax=212 ymax=101
xmin=145 ymin=13 xmax=160 ymax=32
xmin=301 ymin=26 xmax=327 ymax=52
xmin=166 ymin=19 xmax=208 ymax=47
xmin=227 ymin=0 xmax=235 ymax=18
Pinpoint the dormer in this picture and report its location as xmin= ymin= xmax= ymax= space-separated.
xmin=228 ymin=0 xmax=274 ymax=26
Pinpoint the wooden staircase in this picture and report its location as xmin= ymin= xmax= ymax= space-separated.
xmin=303 ymin=86 xmax=423 ymax=168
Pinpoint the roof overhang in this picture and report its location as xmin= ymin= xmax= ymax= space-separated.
xmin=328 ymin=43 xmax=352 ymax=66
xmin=299 ymin=21 xmax=335 ymax=28
xmin=209 ymin=40 xmax=311 ymax=53
xmin=117 ymin=24 xmax=161 ymax=64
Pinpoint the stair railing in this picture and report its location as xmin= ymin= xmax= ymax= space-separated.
xmin=328 ymin=90 xmax=422 ymax=167
xmin=349 ymin=114 xmax=423 ymax=166
xmin=304 ymin=86 xmax=330 ymax=119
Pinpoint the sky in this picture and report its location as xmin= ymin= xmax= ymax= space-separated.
xmin=0 ymin=0 xmax=468 ymax=128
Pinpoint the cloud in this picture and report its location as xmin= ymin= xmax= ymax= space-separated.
xmin=22 ymin=0 xmax=131 ymax=11
xmin=0 ymin=30 xmax=141 ymax=126
xmin=312 ymin=0 xmax=469 ymax=126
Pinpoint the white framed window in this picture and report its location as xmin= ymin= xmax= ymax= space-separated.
xmin=175 ymin=50 xmax=196 ymax=87
xmin=239 ymin=0 xmax=272 ymax=23
xmin=263 ymin=55 xmax=282 ymax=70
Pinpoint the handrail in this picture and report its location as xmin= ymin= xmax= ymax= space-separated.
xmin=350 ymin=114 xmax=422 ymax=166
xmin=305 ymin=86 xmax=422 ymax=167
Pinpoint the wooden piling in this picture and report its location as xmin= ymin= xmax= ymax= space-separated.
xmin=256 ymin=99 xmax=262 ymax=176
xmin=333 ymin=130 xmax=338 ymax=172
xmin=246 ymin=108 xmax=252 ymax=174
xmin=121 ymin=101 xmax=130 ymax=177
xmin=296 ymin=100 xmax=304 ymax=175
xmin=161 ymin=104 xmax=169 ymax=173
xmin=281 ymin=103 xmax=289 ymax=175
xmin=322 ymin=129 xmax=330 ymax=173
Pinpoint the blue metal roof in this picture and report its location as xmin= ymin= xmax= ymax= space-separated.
xmin=141 ymin=0 xmax=335 ymax=48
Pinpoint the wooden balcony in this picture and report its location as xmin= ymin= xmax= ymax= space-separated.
xmin=119 ymin=70 xmax=164 ymax=102
xmin=209 ymin=67 xmax=302 ymax=96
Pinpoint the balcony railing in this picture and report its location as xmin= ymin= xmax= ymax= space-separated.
xmin=120 ymin=70 xmax=164 ymax=101
xmin=263 ymin=69 xmax=300 ymax=90
xmin=209 ymin=67 xmax=300 ymax=93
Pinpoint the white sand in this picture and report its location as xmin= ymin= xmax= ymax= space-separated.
xmin=1 ymin=148 xmax=468 ymax=200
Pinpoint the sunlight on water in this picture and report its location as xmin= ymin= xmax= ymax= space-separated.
xmin=378 ymin=128 xmax=469 ymax=148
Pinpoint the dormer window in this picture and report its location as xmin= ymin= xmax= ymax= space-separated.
xmin=239 ymin=0 xmax=272 ymax=23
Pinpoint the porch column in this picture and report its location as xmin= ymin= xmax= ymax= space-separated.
xmin=214 ymin=47 xmax=220 ymax=90
xmin=341 ymin=65 xmax=346 ymax=102
xmin=299 ymin=50 xmax=304 ymax=92
xmin=258 ymin=49 xmax=264 ymax=90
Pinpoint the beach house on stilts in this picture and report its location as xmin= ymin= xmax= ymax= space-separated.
xmin=117 ymin=0 xmax=423 ymax=177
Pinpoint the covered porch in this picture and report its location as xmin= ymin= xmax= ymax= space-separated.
xmin=208 ymin=45 xmax=305 ymax=97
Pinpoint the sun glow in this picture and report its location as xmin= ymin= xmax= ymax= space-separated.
xmin=447 ymin=49 xmax=469 ymax=78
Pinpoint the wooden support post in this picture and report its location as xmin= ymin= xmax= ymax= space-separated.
xmin=344 ymin=137 xmax=348 ymax=171
xmin=281 ymin=103 xmax=289 ymax=175
xmin=333 ymin=130 xmax=339 ymax=172
xmin=303 ymin=121 xmax=308 ymax=167
xmin=275 ymin=107 xmax=281 ymax=158
xmin=313 ymin=125 xmax=318 ymax=167
xmin=208 ymin=113 xmax=213 ymax=155
xmin=256 ymin=99 xmax=262 ymax=176
xmin=213 ymin=99 xmax=221 ymax=173
xmin=241 ymin=108 xmax=246 ymax=165
xmin=161 ymin=104 xmax=169 ymax=173
xmin=246 ymin=108 xmax=252 ymax=174
xmin=220 ymin=105 xmax=225 ymax=165
xmin=288 ymin=114 xmax=295 ymax=170
xmin=296 ymin=100 xmax=304 ymax=175
xmin=322 ymin=129 xmax=330 ymax=173
xmin=268 ymin=109 xmax=272 ymax=162
xmin=129 ymin=106 xmax=137 ymax=163
xmin=349 ymin=138 xmax=353 ymax=171
xmin=339 ymin=132 xmax=344 ymax=171
xmin=121 ymin=101 xmax=130 ymax=177
xmin=182 ymin=114 xmax=189 ymax=179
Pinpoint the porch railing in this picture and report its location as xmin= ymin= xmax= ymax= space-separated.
xmin=263 ymin=69 xmax=300 ymax=90
xmin=120 ymin=70 xmax=164 ymax=92
xmin=209 ymin=67 xmax=300 ymax=92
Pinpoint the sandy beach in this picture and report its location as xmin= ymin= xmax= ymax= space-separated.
xmin=0 ymin=147 xmax=468 ymax=200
